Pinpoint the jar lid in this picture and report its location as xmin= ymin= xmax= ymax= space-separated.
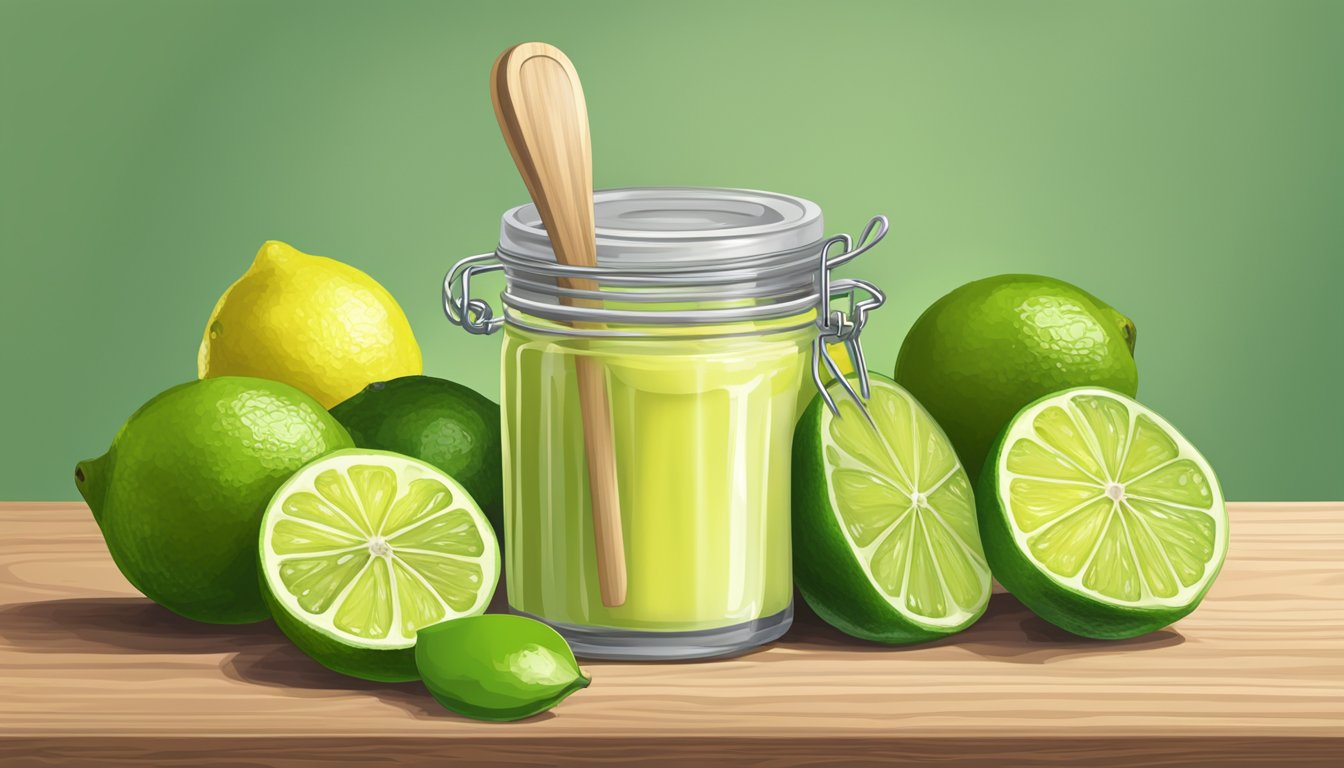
xmin=498 ymin=187 xmax=824 ymax=268
xmin=455 ymin=186 xmax=888 ymax=335
xmin=449 ymin=191 xmax=888 ymax=416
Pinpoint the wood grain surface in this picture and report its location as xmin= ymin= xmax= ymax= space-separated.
xmin=1 ymin=502 xmax=1340 ymax=766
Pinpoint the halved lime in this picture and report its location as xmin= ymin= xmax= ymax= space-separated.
xmin=978 ymin=387 xmax=1228 ymax=639
xmin=259 ymin=449 xmax=500 ymax=681
xmin=793 ymin=373 xmax=991 ymax=643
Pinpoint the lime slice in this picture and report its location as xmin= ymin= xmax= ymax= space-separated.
xmin=793 ymin=373 xmax=991 ymax=643
xmin=978 ymin=387 xmax=1228 ymax=639
xmin=259 ymin=448 xmax=500 ymax=681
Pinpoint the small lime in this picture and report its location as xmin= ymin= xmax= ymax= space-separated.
xmin=415 ymin=615 xmax=589 ymax=722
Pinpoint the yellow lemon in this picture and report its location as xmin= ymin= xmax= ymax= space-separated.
xmin=198 ymin=241 xmax=422 ymax=408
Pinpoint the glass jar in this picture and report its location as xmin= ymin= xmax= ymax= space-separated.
xmin=446 ymin=187 xmax=885 ymax=660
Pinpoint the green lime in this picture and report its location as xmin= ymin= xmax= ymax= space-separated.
xmin=74 ymin=377 xmax=353 ymax=624
xmin=330 ymin=376 xmax=502 ymax=536
xmin=895 ymin=274 xmax=1138 ymax=483
xmin=977 ymin=387 xmax=1228 ymax=639
xmin=793 ymin=373 xmax=991 ymax=643
xmin=259 ymin=449 xmax=500 ymax=682
xmin=415 ymin=614 xmax=589 ymax=722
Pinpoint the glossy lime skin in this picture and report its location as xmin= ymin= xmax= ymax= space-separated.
xmin=415 ymin=615 xmax=589 ymax=722
xmin=895 ymin=275 xmax=1137 ymax=484
xmin=974 ymin=392 xmax=1217 ymax=640
xmin=330 ymin=376 xmax=502 ymax=536
xmin=75 ymin=377 xmax=353 ymax=624
xmin=791 ymin=373 xmax=983 ymax=644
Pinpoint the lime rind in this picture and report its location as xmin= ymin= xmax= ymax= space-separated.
xmin=995 ymin=388 xmax=1227 ymax=611
xmin=820 ymin=380 xmax=992 ymax=631
xmin=260 ymin=449 xmax=500 ymax=651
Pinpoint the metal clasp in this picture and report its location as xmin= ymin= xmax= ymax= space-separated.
xmin=811 ymin=215 xmax=889 ymax=422
xmin=443 ymin=252 xmax=505 ymax=335
xmin=449 ymin=218 xmax=889 ymax=421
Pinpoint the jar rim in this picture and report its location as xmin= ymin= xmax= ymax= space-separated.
xmin=445 ymin=193 xmax=885 ymax=347
xmin=496 ymin=187 xmax=827 ymax=327
xmin=499 ymin=186 xmax=825 ymax=271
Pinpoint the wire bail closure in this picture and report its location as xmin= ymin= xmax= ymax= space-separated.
xmin=444 ymin=214 xmax=889 ymax=420
xmin=444 ymin=253 xmax=505 ymax=335
xmin=810 ymin=216 xmax=888 ymax=422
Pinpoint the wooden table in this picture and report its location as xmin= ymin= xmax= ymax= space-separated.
xmin=1 ymin=502 xmax=1340 ymax=766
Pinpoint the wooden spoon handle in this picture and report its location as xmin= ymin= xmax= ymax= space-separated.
xmin=572 ymin=359 xmax=626 ymax=605
xmin=490 ymin=42 xmax=596 ymax=270
xmin=491 ymin=42 xmax=627 ymax=607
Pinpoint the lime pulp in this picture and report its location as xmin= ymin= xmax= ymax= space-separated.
xmin=259 ymin=449 xmax=499 ymax=679
xmin=980 ymin=387 xmax=1227 ymax=638
xmin=794 ymin=374 xmax=991 ymax=643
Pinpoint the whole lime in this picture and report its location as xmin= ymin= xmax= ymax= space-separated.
xmin=75 ymin=377 xmax=353 ymax=624
xmin=415 ymin=615 xmax=589 ymax=721
xmin=329 ymin=376 xmax=502 ymax=535
xmin=894 ymin=275 xmax=1137 ymax=483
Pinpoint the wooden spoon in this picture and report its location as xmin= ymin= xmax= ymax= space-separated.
xmin=491 ymin=42 xmax=627 ymax=607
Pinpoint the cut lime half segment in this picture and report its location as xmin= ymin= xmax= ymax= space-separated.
xmin=259 ymin=449 xmax=499 ymax=680
xmin=979 ymin=387 xmax=1227 ymax=639
xmin=794 ymin=374 xmax=991 ymax=643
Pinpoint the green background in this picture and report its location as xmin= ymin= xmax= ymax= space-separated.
xmin=2 ymin=0 xmax=1340 ymax=501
